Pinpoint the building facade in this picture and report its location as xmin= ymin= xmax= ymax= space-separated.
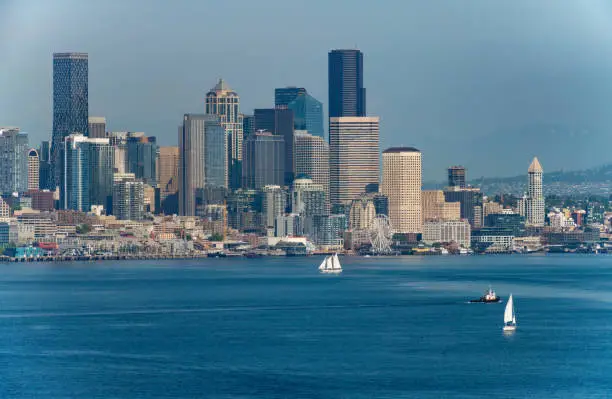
xmin=329 ymin=117 xmax=379 ymax=205
xmin=88 ymin=138 xmax=114 ymax=211
xmin=0 ymin=128 xmax=29 ymax=194
xmin=423 ymin=220 xmax=471 ymax=248
xmin=52 ymin=52 xmax=88 ymax=189
xmin=422 ymin=190 xmax=461 ymax=222
xmin=62 ymin=134 xmax=90 ymax=211
xmin=27 ymin=149 xmax=40 ymax=191
xmin=294 ymin=131 xmax=330 ymax=201
xmin=242 ymin=132 xmax=285 ymax=190
xmin=158 ymin=146 xmax=179 ymax=201
xmin=328 ymin=49 xmax=366 ymax=118
xmin=254 ymin=108 xmax=295 ymax=185
xmin=260 ymin=185 xmax=287 ymax=230
xmin=112 ymin=173 xmax=144 ymax=221
xmin=382 ymin=147 xmax=422 ymax=234
xmin=88 ymin=116 xmax=106 ymax=138
xmin=526 ymin=157 xmax=545 ymax=227
xmin=349 ymin=195 xmax=376 ymax=230
xmin=288 ymin=93 xmax=324 ymax=138
xmin=448 ymin=166 xmax=466 ymax=189
xmin=205 ymin=79 xmax=243 ymax=189
xmin=126 ymin=132 xmax=157 ymax=186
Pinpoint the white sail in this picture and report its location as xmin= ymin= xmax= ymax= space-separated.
xmin=332 ymin=254 xmax=342 ymax=270
xmin=325 ymin=256 xmax=333 ymax=270
xmin=318 ymin=257 xmax=327 ymax=270
xmin=504 ymin=294 xmax=514 ymax=324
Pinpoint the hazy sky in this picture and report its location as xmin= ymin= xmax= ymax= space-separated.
xmin=2 ymin=0 xmax=612 ymax=181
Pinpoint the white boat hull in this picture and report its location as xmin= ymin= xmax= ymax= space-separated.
xmin=321 ymin=269 xmax=342 ymax=274
xmin=503 ymin=325 xmax=517 ymax=332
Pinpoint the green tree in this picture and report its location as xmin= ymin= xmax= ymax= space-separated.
xmin=209 ymin=233 xmax=223 ymax=241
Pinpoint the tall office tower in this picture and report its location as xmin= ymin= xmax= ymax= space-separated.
xmin=349 ymin=195 xmax=376 ymax=230
xmin=242 ymin=131 xmax=285 ymax=190
xmin=448 ymin=166 xmax=466 ymax=189
xmin=205 ymin=79 xmax=243 ymax=189
xmin=329 ymin=117 xmax=379 ymax=205
xmin=178 ymin=114 xmax=227 ymax=216
xmin=526 ymin=157 xmax=545 ymax=226
xmin=294 ymin=131 xmax=330 ymax=201
xmin=88 ymin=117 xmax=106 ymax=138
xmin=126 ymin=132 xmax=158 ymax=186
xmin=328 ymin=49 xmax=365 ymax=117
xmin=422 ymin=190 xmax=461 ymax=221
xmin=260 ymin=185 xmax=287 ymax=230
xmin=27 ymin=149 xmax=40 ymax=191
xmin=38 ymin=141 xmax=52 ymax=190
xmin=112 ymin=173 xmax=144 ymax=221
xmin=291 ymin=176 xmax=326 ymax=217
xmin=254 ymin=108 xmax=295 ymax=185
xmin=51 ymin=52 xmax=88 ymax=189
xmin=108 ymin=132 xmax=128 ymax=173
xmin=157 ymin=146 xmax=179 ymax=201
xmin=275 ymin=87 xmax=307 ymax=107
xmin=62 ymin=134 xmax=90 ymax=211
xmin=0 ymin=128 xmax=29 ymax=194
xmin=242 ymin=114 xmax=255 ymax=140
xmin=382 ymin=147 xmax=422 ymax=234
xmin=88 ymin=138 xmax=114 ymax=211
xmin=443 ymin=187 xmax=483 ymax=227
xmin=275 ymin=87 xmax=324 ymax=138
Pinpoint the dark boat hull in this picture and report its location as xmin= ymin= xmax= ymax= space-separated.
xmin=469 ymin=297 xmax=502 ymax=303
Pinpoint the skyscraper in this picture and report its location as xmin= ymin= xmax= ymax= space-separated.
xmin=62 ymin=134 xmax=90 ymax=211
xmin=205 ymin=79 xmax=243 ymax=189
xmin=328 ymin=49 xmax=365 ymax=117
xmin=158 ymin=146 xmax=179 ymax=201
xmin=329 ymin=117 xmax=379 ymax=205
xmin=254 ymin=108 xmax=295 ymax=185
xmin=260 ymin=185 xmax=287 ymax=230
xmin=88 ymin=138 xmax=114 ymax=211
xmin=178 ymin=114 xmax=227 ymax=216
xmin=242 ymin=131 xmax=285 ymax=190
xmin=242 ymin=114 xmax=255 ymax=140
xmin=288 ymin=93 xmax=324 ymax=138
xmin=52 ymin=52 xmax=88 ymax=189
xmin=294 ymin=131 xmax=329 ymax=200
xmin=382 ymin=147 xmax=422 ymax=234
xmin=112 ymin=173 xmax=144 ymax=221
xmin=27 ymin=149 xmax=40 ymax=192
xmin=126 ymin=132 xmax=158 ymax=186
xmin=448 ymin=166 xmax=466 ymax=189
xmin=38 ymin=140 xmax=52 ymax=190
xmin=88 ymin=117 xmax=106 ymax=138
xmin=0 ymin=128 xmax=29 ymax=194
xmin=526 ymin=157 xmax=545 ymax=226
xmin=275 ymin=87 xmax=307 ymax=107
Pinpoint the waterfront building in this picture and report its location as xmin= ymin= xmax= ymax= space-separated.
xmin=291 ymin=176 xmax=326 ymax=217
xmin=422 ymin=190 xmax=460 ymax=222
xmin=51 ymin=52 xmax=88 ymax=189
xmin=126 ymin=132 xmax=158 ymax=186
xmin=448 ymin=166 xmax=466 ymax=189
xmin=294 ymin=131 xmax=330 ymax=200
xmin=312 ymin=214 xmax=346 ymax=247
xmin=0 ymin=222 xmax=8 ymax=245
xmin=88 ymin=117 xmax=106 ymax=138
xmin=88 ymin=138 xmax=114 ymax=211
xmin=16 ymin=211 xmax=57 ymax=240
xmin=382 ymin=147 xmax=422 ymax=234
xmin=254 ymin=108 xmax=295 ymax=185
xmin=274 ymin=213 xmax=303 ymax=237
xmin=471 ymin=228 xmax=514 ymax=253
xmin=158 ymin=146 xmax=179 ymax=201
xmin=328 ymin=49 xmax=366 ymax=117
xmin=242 ymin=131 xmax=285 ymax=190
xmin=260 ymin=185 xmax=287 ymax=230
xmin=329 ymin=117 xmax=379 ymax=205
xmin=526 ymin=157 xmax=545 ymax=227
xmin=205 ymin=79 xmax=243 ymax=189
xmin=0 ymin=128 xmax=29 ymax=194
xmin=485 ymin=213 xmax=526 ymax=237
xmin=27 ymin=149 xmax=40 ymax=191
xmin=178 ymin=114 xmax=227 ymax=216
xmin=423 ymin=220 xmax=471 ymax=248
xmin=62 ymin=134 xmax=90 ymax=212
xmin=349 ymin=195 xmax=376 ymax=230
xmin=112 ymin=173 xmax=144 ymax=221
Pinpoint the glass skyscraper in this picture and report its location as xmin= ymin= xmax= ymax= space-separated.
xmin=254 ymin=108 xmax=294 ymax=185
xmin=328 ymin=49 xmax=365 ymax=117
xmin=88 ymin=138 xmax=115 ymax=211
xmin=242 ymin=132 xmax=285 ymax=190
xmin=288 ymin=93 xmax=324 ymax=138
xmin=127 ymin=133 xmax=158 ymax=186
xmin=274 ymin=87 xmax=307 ymax=107
xmin=0 ymin=128 xmax=29 ymax=194
xmin=52 ymin=52 xmax=88 ymax=189
xmin=62 ymin=134 xmax=90 ymax=211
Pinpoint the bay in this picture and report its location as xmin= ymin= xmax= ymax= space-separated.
xmin=0 ymin=255 xmax=611 ymax=398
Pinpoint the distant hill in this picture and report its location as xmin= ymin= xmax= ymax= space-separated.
xmin=425 ymin=164 xmax=612 ymax=197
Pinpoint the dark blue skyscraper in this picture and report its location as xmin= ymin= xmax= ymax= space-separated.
xmin=274 ymin=87 xmax=307 ymax=107
xmin=328 ymin=49 xmax=365 ymax=117
xmin=127 ymin=133 xmax=158 ymax=186
xmin=242 ymin=132 xmax=285 ymax=190
xmin=52 ymin=52 xmax=88 ymax=189
xmin=288 ymin=93 xmax=324 ymax=137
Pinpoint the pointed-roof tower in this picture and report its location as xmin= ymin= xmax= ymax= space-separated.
xmin=528 ymin=157 xmax=543 ymax=173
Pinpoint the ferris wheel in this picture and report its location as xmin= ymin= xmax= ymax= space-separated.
xmin=368 ymin=214 xmax=393 ymax=254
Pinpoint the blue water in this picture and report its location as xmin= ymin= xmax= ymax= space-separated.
xmin=1 ymin=255 xmax=611 ymax=398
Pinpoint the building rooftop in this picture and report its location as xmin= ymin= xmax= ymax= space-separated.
xmin=383 ymin=147 xmax=420 ymax=153
xmin=528 ymin=157 xmax=543 ymax=173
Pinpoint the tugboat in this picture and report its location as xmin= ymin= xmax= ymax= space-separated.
xmin=470 ymin=286 xmax=502 ymax=303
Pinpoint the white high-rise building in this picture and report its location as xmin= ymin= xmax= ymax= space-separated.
xmin=526 ymin=157 xmax=545 ymax=227
xmin=260 ymin=185 xmax=287 ymax=229
xmin=294 ymin=131 xmax=329 ymax=200
xmin=205 ymin=79 xmax=243 ymax=189
xmin=382 ymin=147 xmax=422 ymax=234
xmin=329 ymin=117 xmax=379 ymax=205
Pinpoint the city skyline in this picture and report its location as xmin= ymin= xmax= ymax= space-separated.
xmin=2 ymin=1 xmax=611 ymax=180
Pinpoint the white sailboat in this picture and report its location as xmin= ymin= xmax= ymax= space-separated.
xmin=319 ymin=253 xmax=342 ymax=274
xmin=503 ymin=294 xmax=517 ymax=332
